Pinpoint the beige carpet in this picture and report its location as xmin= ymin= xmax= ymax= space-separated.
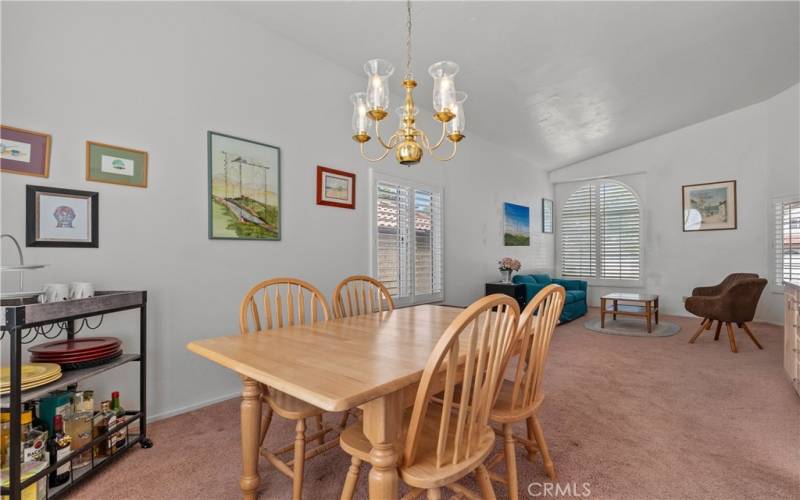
xmin=69 ymin=309 xmax=799 ymax=499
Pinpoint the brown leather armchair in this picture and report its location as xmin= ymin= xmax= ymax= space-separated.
xmin=686 ymin=276 xmax=767 ymax=352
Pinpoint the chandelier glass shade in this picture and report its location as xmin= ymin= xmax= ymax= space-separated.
xmin=350 ymin=1 xmax=466 ymax=165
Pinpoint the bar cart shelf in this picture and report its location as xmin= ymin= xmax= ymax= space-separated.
xmin=1 ymin=291 xmax=152 ymax=500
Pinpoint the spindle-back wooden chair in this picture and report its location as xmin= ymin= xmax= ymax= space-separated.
xmin=338 ymin=294 xmax=521 ymax=500
xmin=239 ymin=277 xmax=338 ymax=500
xmin=484 ymin=284 xmax=565 ymax=499
xmin=332 ymin=275 xmax=395 ymax=319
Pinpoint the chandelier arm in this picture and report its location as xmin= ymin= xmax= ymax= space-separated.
xmin=426 ymin=120 xmax=448 ymax=151
xmin=359 ymin=139 xmax=395 ymax=162
xmin=374 ymin=119 xmax=396 ymax=150
xmin=426 ymin=138 xmax=458 ymax=162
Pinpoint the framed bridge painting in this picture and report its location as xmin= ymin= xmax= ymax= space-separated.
xmin=208 ymin=131 xmax=281 ymax=240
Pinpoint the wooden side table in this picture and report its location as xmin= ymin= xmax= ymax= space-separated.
xmin=485 ymin=282 xmax=527 ymax=311
xmin=600 ymin=292 xmax=659 ymax=333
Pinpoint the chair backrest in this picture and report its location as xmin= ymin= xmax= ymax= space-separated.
xmin=239 ymin=277 xmax=331 ymax=334
xmin=506 ymin=284 xmax=565 ymax=415
xmin=403 ymin=294 xmax=521 ymax=469
xmin=719 ymin=273 xmax=759 ymax=290
xmin=721 ymin=278 xmax=768 ymax=322
xmin=332 ymin=275 xmax=394 ymax=319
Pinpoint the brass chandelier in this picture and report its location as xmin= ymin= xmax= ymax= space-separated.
xmin=350 ymin=0 xmax=466 ymax=165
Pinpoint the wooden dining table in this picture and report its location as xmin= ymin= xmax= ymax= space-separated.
xmin=186 ymin=304 xmax=465 ymax=500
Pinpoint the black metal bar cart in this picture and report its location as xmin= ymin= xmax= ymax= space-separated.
xmin=1 ymin=291 xmax=153 ymax=500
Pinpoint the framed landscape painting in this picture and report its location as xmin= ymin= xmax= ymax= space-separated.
xmin=26 ymin=185 xmax=99 ymax=247
xmin=1 ymin=125 xmax=51 ymax=178
xmin=503 ymin=202 xmax=530 ymax=246
xmin=208 ymin=131 xmax=281 ymax=240
xmin=316 ymin=165 xmax=355 ymax=209
xmin=86 ymin=141 xmax=148 ymax=187
xmin=542 ymin=198 xmax=554 ymax=233
xmin=682 ymin=180 xmax=737 ymax=231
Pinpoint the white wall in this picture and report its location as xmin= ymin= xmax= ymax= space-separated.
xmin=0 ymin=2 xmax=553 ymax=419
xmin=550 ymin=84 xmax=800 ymax=324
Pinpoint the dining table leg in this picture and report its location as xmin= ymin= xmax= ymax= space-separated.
xmin=362 ymin=390 xmax=404 ymax=500
xmin=240 ymin=377 xmax=262 ymax=500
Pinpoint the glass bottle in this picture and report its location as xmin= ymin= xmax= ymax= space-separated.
xmin=110 ymin=391 xmax=126 ymax=449
xmin=92 ymin=401 xmax=115 ymax=458
xmin=64 ymin=410 xmax=93 ymax=469
xmin=47 ymin=414 xmax=71 ymax=487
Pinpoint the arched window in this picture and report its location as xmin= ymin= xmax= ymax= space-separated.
xmin=560 ymin=180 xmax=641 ymax=281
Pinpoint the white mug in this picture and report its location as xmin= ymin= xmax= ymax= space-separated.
xmin=41 ymin=283 xmax=70 ymax=303
xmin=69 ymin=282 xmax=95 ymax=299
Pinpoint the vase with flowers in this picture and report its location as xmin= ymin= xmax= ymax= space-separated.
xmin=498 ymin=257 xmax=521 ymax=283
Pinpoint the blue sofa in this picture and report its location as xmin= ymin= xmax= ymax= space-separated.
xmin=512 ymin=273 xmax=588 ymax=322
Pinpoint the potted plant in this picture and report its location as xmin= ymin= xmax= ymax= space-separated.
xmin=498 ymin=257 xmax=521 ymax=283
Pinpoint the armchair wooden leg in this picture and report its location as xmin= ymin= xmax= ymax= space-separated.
xmin=725 ymin=322 xmax=738 ymax=353
xmin=689 ymin=319 xmax=710 ymax=343
xmin=340 ymin=456 xmax=362 ymax=500
xmin=293 ymin=418 xmax=306 ymax=500
xmin=713 ymin=321 xmax=722 ymax=341
xmin=531 ymin=415 xmax=556 ymax=480
xmin=476 ymin=465 xmax=497 ymax=500
xmin=502 ymin=424 xmax=519 ymax=500
xmin=739 ymin=323 xmax=764 ymax=350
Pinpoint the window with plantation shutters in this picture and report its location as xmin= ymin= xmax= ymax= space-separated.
xmin=560 ymin=180 xmax=641 ymax=281
xmin=373 ymin=175 xmax=443 ymax=305
xmin=774 ymin=197 xmax=800 ymax=287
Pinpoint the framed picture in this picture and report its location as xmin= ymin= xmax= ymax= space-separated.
xmin=26 ymin=185 xmax=99 ymax=247
xmin=503 ymin=202 xmax=530 ymax=246
xmin=208 ymin=131 xmax=281 ymax=240
xmin=316 ymin=165 xmax=355 ymax=209
xmin=682 ymin=180 xmax=737 ymax=231
xmin=1 ymin=125 xmax=51 ymax=177
xmin=86 ymin=141 xmax=148 ymax=188
xmin=542 ymin=198 xmax=554 ymax=233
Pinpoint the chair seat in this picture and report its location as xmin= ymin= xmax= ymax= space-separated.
xmin=490 ymin=378 xmax=545 ymax=423
xmin=340 ymin=403 xmax=496 ymax=489
xmin=264 ymin=388 xmax=325 ymax=420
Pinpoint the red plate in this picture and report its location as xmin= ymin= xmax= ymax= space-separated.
xmin=29 ymin=337 xmax=121 ymax=356
xmin=30 ymin=343 xmax=120 ymax=359
xmin=31 ymin=348 xmax=122 ymax=363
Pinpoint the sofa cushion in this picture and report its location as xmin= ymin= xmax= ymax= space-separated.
xmin=565 ymin=290 xmax=586 ymax=304
xmin=530 ymin=274 xmax=552 ymax=284
xmin=512 ymin=275 xmax=538 ymax=285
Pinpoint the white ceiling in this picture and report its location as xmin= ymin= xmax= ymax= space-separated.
xmin=229 ymin=1 xmax=800 ymax=170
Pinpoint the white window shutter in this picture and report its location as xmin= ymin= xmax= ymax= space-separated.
xmin=374 ymin=176 xmax=444 ymax=305
xmin=775 ymin=198 xmax=800 ymax=286
xmin=560 ymin=184 xmax=597 ymax=278
xmin=599 ymin=182 xmax=641 ymax=280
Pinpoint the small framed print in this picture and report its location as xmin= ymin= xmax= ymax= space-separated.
xmin=682 ymin=180 xmax=737 ymax=231
xmin=86 ymin=141 xmax=148 ymax=188
xmin=316 ymin=165 xmax=355 ymax=209
xmin=1 ymin=125 xmax=51 ymax=177
xmin=26 ymin=185 xmax=99 ymax=247
xmin=542 ymin=198 xmax=554 ymax=233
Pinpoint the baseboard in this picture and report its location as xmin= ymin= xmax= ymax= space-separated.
xmin=146 ymin=390 xmax=240 ymax=423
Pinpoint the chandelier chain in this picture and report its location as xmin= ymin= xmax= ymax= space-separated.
xmin=405 ymin=0 xmax=413 ymax=79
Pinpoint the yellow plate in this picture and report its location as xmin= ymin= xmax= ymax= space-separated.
xmin=0 ymin=372 xmax=62 ymax=394
xmin=0 ymin=363 xmax=61 ymax=386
